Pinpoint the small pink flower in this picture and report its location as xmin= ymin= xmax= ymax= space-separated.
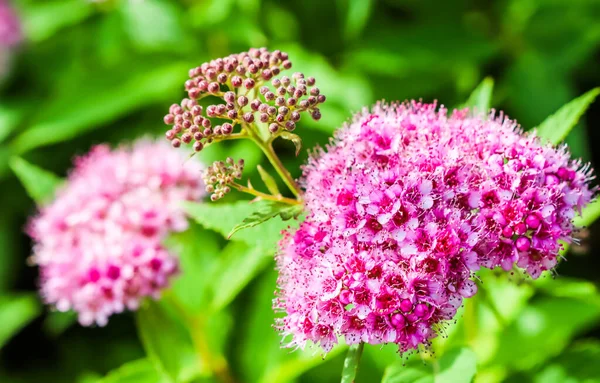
xmin=28 ymin=140 xmax=204 ymax=326
xmin=275 ymin=101 xmax=594 ymax=353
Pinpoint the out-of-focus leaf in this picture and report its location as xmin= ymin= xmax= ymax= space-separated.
xmin=119 ymin=0 xmax=186 ymax=52
xmin=18 ymin=0 xmax=93 ymax=42
xmin=339 ymin=0 xmax=374 ymax=41
xmin=381 ymin=347 xmax=476 ymax=383
xmin=490 ymin=296 xmax=600 ymax=370
xmin=96 ymin=358 xmax=168 ymax=383
xmin=43 ymin=310 xmax=77 ymax=337
xmin=0 ymin=103 xmax=26 ymax=143
xmin=435 ymin=347 xmax=477 ymax=383
xmin=534 ymin=277 xmax=598 ymax=300
xmin=460 ymin=77 xmax=494 ymax=113
xmin=208 ymin=241 xmax=271 ymax=312
xmin=534 ymin=341 xmax=600 ymax=383
xmin=536 ymin=88 xmax=600 ymax=145
xmin=136 ymin=300 xmax=201 ymax=383
xmin=227 ymin=201 xmax=302 ymax=239
xmin=188 ymin=0 xmax=235 ymax=28
xmin=574 ymin=199 xmax=600 ymax=228
xmin=183 ymin=200 xmax=298 ymax=249
xmin=0 ymin=293 xmax=42 ymax=349
xmin=168 ymin=224 xmax=221 ymax=314
xmin=9 ymin=156 xmax=62 ymax=204
xmin=11 ymin=62 xmax=189 ymax=154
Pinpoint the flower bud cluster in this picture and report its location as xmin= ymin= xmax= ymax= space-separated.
xmin=202 ymin=157 xmax=244 ymax=201
xmin=275 ymin=101 xmax=594 ymax=354
xmin=164 ymin=48 xmax=326 ymax=152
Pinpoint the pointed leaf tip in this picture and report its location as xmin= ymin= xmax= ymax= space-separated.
xmin=537 ymin=88 xmax=600 ymax=145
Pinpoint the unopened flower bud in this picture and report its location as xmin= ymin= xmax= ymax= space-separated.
xmin=243 ymin=112 xmax=255 ymax=123
xmin=269 ymin=123 xmax=279 ymax=133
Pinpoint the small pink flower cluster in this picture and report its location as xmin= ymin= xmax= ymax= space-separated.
xmin=276 ymin=102 xmax=594 ymax=353
xmin=28 ymin=140 xmax=204 ymax=326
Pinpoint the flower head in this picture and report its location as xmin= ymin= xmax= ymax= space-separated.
xmin=164 ymin=47 xmax=326 ymax=152
xmin=28 ymin=140 xmax=204 ymax=326
xmin=276 ymin=101 xmax=594 ymax=353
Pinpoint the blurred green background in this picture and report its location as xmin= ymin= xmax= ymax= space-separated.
xmin=1 ymin=0 xmax=600 ymax=382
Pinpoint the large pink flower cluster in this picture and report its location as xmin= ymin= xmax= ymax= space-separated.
xmin=29 ymin=140 xmax=204 ymax=326
xmin=276 ymin=101 xmax=594 ymax=353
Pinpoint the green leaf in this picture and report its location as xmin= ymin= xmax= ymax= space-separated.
xmin=227 ymin=201 xmax=303 ymax=239
xmin=435 ymin=347 xmax=477 ymax=383
xmin=381 ymin=347 xmax=476 ymax=383
xmin=208 ymin=241 xmax=272 ymax=312
xmin=0 ymin=293 xmax=42 ymax=349
xmin=10 ymin=62 xmax=188 ymax=154
xmin=167 ymin=224 xmax=222 ymax=314
xmin=9 ymin=157 xmax=62 ymax=204
xmin=257 ymin=165 xmax=281 ymax=196
xmin=279 ymin=132 xmax=303 ymax=156
xmin=136 ymin=300 xmax=201 ymax=383
xmin=18 ymin=0 xmax=93 ymax=43
xmin=574 ymin=199 xmax=600 ymax=228
xmin=97 ymin=358 xmax=168 ymax=383
xmin=119 ymin=0 xmax=186 ymax=53
xmin=490 ymin=296 xmax=600 ymax=370
xmin=0 ymin=103 xmax=27 ymax=143
xmin=536 ymin=88 xmax=600 ymax=145
xmin=382 ymin=365 xmax=432 ymax=383
xmin=43 ymin=310 xmax=77 ymax=337
xmin=340 ymin=0 xmax=374 ymax=41
xmin=535 ymin=341 xmax=600 ymax=383
xmin=183 ymin=200 xmax=298 ymax=249
xmin=461 ymin=77 xmax=494 ymax=113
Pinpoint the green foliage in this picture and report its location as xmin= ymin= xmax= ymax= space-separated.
xmin=381 ymin=347 xmax=477 ymax=383
xmin=135 ymin=300 xmax=201 ymax=383
xmin=536 ymin=88 xmax=600 ymax=145
xmin=227 ymin=201 xmax=303 ymax=239
xmin=9 ymin=156 xmax=62 ymax=204
xmin=183 ymin=200 xmax=297 ymax=249
xmin=2 ymin=0 xmax=600 ymax=382
xmin=95 ymin=359 xmax=168 ymax=383
xmin=461 ymin=77 xmax=494 ymax=113
xmin=0 ymin=293 xmax=42 ymax=349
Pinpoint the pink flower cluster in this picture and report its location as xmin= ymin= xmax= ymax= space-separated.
xmin=28 ymin=140 xmax=204 ymax=326
xmin=276 ymin=101 xmax=594 ymax=353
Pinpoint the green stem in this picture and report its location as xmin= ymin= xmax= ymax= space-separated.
xmin=341 ymin=343 xmax=364 ymax=383
xmin=253 ymin=138 xmax=302 ymax=198
xmin=229 ymin=182 xmax=302 ymax=205
xmin=164 ymin=294 xmax=238 ymax=383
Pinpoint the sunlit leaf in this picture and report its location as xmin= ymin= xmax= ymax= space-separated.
xmin=183 ymin=200 xmax=298 ymax=249
xmin=461 ymin=77 xmax=494 ymax=113
xmin=9 ymin=156 xmax=62 ymax=204
xmin=536 ymin=88 xmax=599 ymax=145
xmin=227 ymin=201 xmax=303 ymax=239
